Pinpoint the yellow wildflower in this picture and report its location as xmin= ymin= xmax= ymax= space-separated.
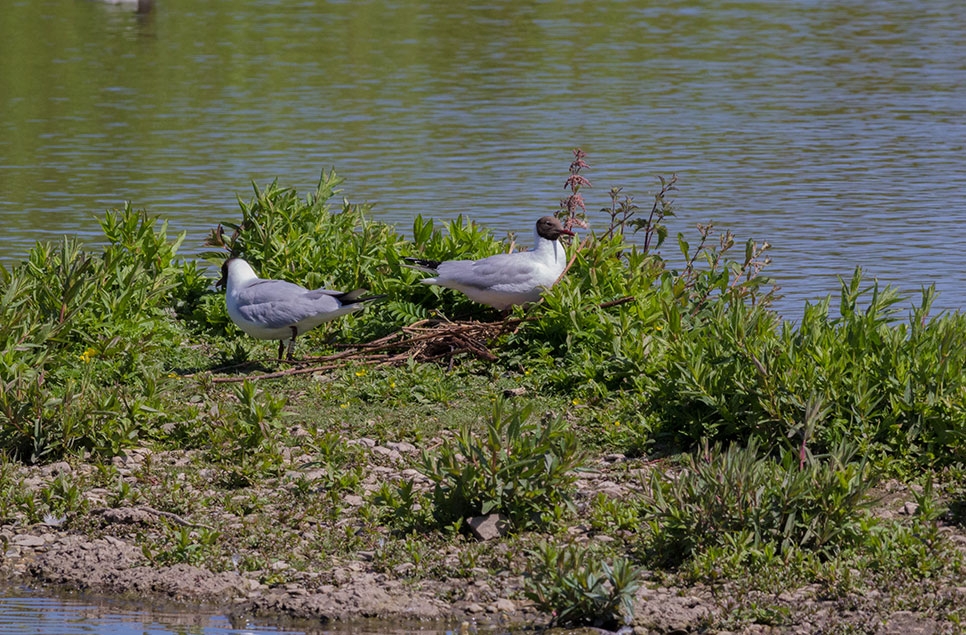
xmin=355 ymin=369 xmax=367 ymax=377
xmin=79 ymin=347 xmax=97 ymax=363
xmin=340 ymin=403 xmax=349 ymax=409
xmin=571 ymin=398 xmax=581 ymax=406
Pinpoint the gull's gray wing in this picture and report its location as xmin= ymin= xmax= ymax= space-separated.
xmin=235 ymin=279 xmax=343 ymax=329
xmin=437 ymin=253 xmax=538 ymax=290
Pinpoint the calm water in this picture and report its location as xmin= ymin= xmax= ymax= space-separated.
xmin=0 ymin=587 xmax=464 ymax=635
xmin=1 ymin=0 xmax=965 ymax=319
xmin=0 ymin=589 xmax=304 ymax=635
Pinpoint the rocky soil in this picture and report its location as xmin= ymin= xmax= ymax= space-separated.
xmin=2 ymin=445 xmax=965 ymax=634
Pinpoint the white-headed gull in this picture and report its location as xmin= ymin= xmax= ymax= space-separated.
xmin=405 ymin=216 xmax=575 ymax=310
xmin=219 ymin=258 xmax=381 ymax=360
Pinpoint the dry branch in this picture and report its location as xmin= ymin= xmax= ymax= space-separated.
xmin=208 ymin=317 xmax=519 ymax=383
xmin=206 ymin=297 xmax=634 ymax=383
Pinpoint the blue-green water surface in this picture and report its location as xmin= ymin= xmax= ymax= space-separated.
xmin=1 ymin=0 xmax=965 ymax=318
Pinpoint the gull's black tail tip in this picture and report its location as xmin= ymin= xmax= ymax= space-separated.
xmin=338 ymin=290 xmax=388 ymax=305
xmin=403 ymin=257 xmax=441 ymax=272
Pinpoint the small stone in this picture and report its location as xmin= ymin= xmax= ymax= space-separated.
xmin=11 ymin=534 xmax=46 ymax=548
xmin=385 ymin=441 xmax=417 ymax=454
xmin=466 ymin=603 xmax=485 ymax=614
xmin=343 ymin=495 xmax=364 ymax=507
xmin=42 ymin=461 xmax=73 ymax=477
xmin=393 ymin=562 xmax=415 ymax=576
xmin=84 ymin=488 xmax=111 ymax=507
xmin=331 ymin=569 xmax=352 ymax=585
xmin=503 ymin=387 xmax=527 ymax=398
xmin=304 ymin=469 xmax=328 ymax=481
xmin=371 ymin=446 xmax=402 ymax=462
xmin=597 ymin=480 xmax=625 ymax=498
xmin=494 ymin=598 xmax=515 ymax=613
xmin=603 ymin=453 xmax=625 ymax=463
xmin=467 ymin=514 xmax=508 ymax=541
xmin=271 ymin=560 xmax=289 ymax=571
xmin=902 ymin=501 xmax=919 ymax=516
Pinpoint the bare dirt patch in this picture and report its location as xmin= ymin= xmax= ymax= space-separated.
xmin=2 ymin=448 xmax=965 ymax=633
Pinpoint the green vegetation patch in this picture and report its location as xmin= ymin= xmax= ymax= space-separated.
xmin=2 ymin=153 xmax=966 ymax=630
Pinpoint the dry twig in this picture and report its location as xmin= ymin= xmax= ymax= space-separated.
xmin=205 ymin=297 xmax=633 ymax=383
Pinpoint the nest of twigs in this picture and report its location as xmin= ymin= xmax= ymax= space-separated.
xmin=209 ymin=296 xmax=634 ymax=383
xmin=210 ymin=317 xmax=526 ymax=383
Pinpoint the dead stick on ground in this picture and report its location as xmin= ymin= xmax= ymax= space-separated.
xmin=206 ymin=295 xmax=635 ymax=382
xmin=140 ymin=506 xmax=217 ymax=531
xmin=92 ymin=506 xmax=216 ymax=531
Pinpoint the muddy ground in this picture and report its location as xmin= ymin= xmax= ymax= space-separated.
xmin=2 ymin=444 xmax=965 ymax=634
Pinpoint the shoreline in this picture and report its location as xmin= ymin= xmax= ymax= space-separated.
xmin=2 ymin=445 xmax=964 ymax=634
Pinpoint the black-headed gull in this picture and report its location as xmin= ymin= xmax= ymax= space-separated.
xmin=219 ymin=258 xmax=381 ymax=361
xmin=405 ymin=216 xmax=575 ymax=310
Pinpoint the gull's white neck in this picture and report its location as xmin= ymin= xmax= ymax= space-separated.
xmin=532 ymin=226 xmax=566 ymax=263
xmin=227 ymin=260 xmax=260 ymax=289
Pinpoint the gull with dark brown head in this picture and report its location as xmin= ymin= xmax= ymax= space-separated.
xmin=219 ymin=258 xmax=381 ymax=361
xmin=405 ymin=216 xmax=575 ymax=310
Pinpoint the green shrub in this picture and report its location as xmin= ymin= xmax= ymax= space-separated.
xmin=0 ymin=206 xmax=202 ymax=463
xmin=650 ymin=270 xmax=966 ymax=466
xmin=524 ymin=540 xmax=644 ymax=629
xmin=637 ymin=439 xmax=876 ymax=569
xmin=203 ymin=380 xmax=288 ymax=488
xmin=419 ymin=398 xmax=585 ymax=532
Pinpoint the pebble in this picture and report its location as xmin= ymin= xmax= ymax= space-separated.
xmin=384 ymin=441 xmax=417 ymax=454
xmin=467 ymin=514 xmax=507 ymax=541
xmin=393 ymin=562 xmax=415 ymax=576
xmin=399 ymin=469 xmax=429 ymax=484
xmin=84 ymin=488 xmax=111 ymax=507
xmin=11 ymin=534 xmax=46 ymax=548
xmin=596 ymin=480 xmax=625 ymax=498
xmin=371 ymin=446 xmax=402 ymax=462
xmin=41 ymin=461 xmax=73 ymax=477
